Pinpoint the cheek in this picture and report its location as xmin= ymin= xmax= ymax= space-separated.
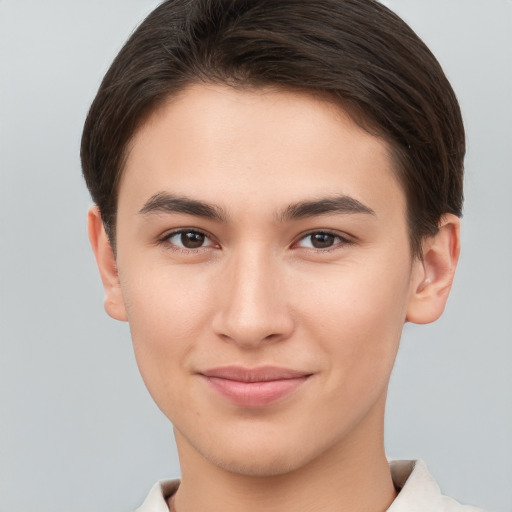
xmin=295 ymin=258 xmax=411 ymax=383
xmin=122 ymin=263 xmax=214 ymax=335
xmin=118 ymin=265 xmax=215 ymax=393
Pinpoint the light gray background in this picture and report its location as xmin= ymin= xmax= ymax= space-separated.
xmin=0 ymin=1 xmax=511 ymax=511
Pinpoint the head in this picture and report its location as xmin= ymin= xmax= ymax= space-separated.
xmin=83 ymin=0 xmax=464 ymax=477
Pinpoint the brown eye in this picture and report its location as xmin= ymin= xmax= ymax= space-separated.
xmin=296 ymin=231 xmax=349 ymax=250
xmin=310 ymin=233 xmax=337 ymax=249
xmin=166 ymin=230 xmax=212 ymax=250
xmin=180 ymin=231 xmax=205 ymax=248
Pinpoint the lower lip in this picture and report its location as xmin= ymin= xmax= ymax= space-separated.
xmin=204 ymin=376 xmax=310 ymax=407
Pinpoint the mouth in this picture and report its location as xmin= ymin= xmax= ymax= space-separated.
xmin=199 ymin=366 xmax=312 ymax=408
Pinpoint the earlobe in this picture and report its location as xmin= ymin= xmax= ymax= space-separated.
xmin=406 ymin=214 xmax=461 ymax=324
xmin=87 ymin=206 xmax=128 ymax=322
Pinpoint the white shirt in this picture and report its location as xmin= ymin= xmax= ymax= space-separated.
xmin=135 ymin=460 xmax=485 ymax=512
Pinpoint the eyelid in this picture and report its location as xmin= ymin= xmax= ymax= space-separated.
xmin=292 ymin=229 xmax=355 ymax=251
xmin=156 ymin=227 xmax=354 ymax=253
xmin=158 ymin=227 xmax=219 ymax=251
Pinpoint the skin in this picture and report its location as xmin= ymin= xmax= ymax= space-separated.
xmin=89 ymin=84 xmax=460 ymax=512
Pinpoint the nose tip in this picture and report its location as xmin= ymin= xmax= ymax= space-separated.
xmin=211 ymin=258 xmax=294 ymax=348
xmin=214 ymin=302 xmax=293 ymax=348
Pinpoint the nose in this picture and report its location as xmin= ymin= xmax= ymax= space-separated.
xmin=212 ymin=249 xmax=295 ymax=349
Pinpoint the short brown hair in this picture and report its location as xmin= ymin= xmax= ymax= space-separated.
xmin=81 ymin=0 xmax=465 ymax=257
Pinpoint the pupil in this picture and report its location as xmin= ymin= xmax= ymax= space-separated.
xmin=311 ymin=233 xmax=335 ymax=249
xmin=181 ymin=232 xmax=205 ymax=249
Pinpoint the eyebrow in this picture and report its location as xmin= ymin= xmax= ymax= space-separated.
xmin=138 ymin=192 xmax=375 ymax=222
xmin=278 ymin=195 xmax=375 ymax=221
xmin=138 ymin=192 xmax=227 ymax=221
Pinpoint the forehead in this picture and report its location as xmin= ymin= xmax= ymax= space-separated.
xmin=120 ymin=84 xmax=405 ymax=219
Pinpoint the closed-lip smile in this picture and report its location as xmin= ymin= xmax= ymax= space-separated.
xmin=199 ymin=366 xmax=312 ymax=407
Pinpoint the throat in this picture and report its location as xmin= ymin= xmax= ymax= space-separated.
xmin=169 ymin=453 xmax=397 ymax=512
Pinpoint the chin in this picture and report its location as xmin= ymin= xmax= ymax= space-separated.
xmin=185 ymin=425 xmax=331 ymax=478
xmin=208 ymin=448 xmax=307 ymax=477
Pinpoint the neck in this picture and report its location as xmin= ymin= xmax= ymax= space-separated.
xmin=171 ymin=398 xmax=396 ymax=512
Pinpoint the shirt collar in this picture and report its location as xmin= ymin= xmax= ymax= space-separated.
xmin=388 ymin=460 xmax=443 ymax=512
xmin=135 ymin=479 xmax=179 ymax=512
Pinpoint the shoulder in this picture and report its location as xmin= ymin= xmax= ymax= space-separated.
xmin=388 ymin=460 xmax=486 ymax=512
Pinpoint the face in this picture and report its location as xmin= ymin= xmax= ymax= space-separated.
xmin=102 ymin=85 xmax=429 ymax=476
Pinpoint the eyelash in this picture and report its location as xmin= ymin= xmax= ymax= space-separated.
xmin=292 ymin=230 xmax=355 ymax=252
xmin=158 ymin=228 xmax=218 ymax=253
xmin=158 ymin=228 xmax=354 ymax=254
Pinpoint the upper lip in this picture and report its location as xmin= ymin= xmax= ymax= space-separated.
xmin=199 ymin=366 xmax=311 ymax=383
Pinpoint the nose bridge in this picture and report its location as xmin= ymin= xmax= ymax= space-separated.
xmin=213 ymin=244 xmax=293 ymax=347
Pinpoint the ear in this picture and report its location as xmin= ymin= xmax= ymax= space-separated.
xmin=406 ymin=214 xmax=461 ymax=324
xmin=87 ymin=206 xmax=128 ymax=321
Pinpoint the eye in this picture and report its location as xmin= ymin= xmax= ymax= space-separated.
xmin=165 ymin=229 xmax=216 ymax=250
xmin=295 ymin=231 xmax=350 ymax=250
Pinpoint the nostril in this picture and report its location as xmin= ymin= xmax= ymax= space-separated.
xmin=212 ymin=308 xmax=295 ymax=348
